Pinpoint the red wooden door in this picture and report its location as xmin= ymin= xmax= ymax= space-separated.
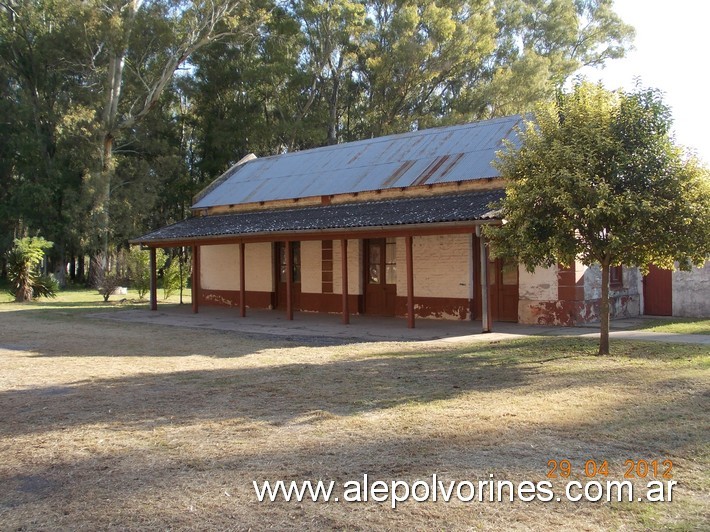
xmin=488 ymin=257 xmax=519 ymax=322
xmin=364 ymin=238 xmax=397 ymax=316
xmin=275 ymin=242 xmax=301 ymax=310
xmin=643 ymin=265 xmax=672 ymax=316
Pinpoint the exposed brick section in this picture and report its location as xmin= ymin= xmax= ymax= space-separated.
xmin=322 ymin=240 xmax=333 ymax=294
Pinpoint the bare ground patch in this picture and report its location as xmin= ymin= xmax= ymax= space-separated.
xmin=0 ymin=301 xmax=708 ymax=530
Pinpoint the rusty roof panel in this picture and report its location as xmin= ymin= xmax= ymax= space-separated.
xmin=192 ymin=115 xmax=522 ymax=209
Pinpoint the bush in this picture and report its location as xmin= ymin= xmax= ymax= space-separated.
xmin=162 ymin=252 xmax=190 ymax=301
xmin=126 ymin=247 xmax=166 ymax=300
xmin=6 ymin=237 xmax=56 ymax=301
xmin=90 ymin=255 xmax=125 ymax=302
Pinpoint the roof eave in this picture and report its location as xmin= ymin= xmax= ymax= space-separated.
xmin=130 ymin=218 xmax=503 ymax=247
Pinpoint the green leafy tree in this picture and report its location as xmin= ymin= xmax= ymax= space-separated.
xmin=162 ymin=252 xmax=190 ymax=301
xmin=126 ymin=247 xmax=166 ymax=299
xmin=6 ymin=237 xmax=57 ymax=301
xmin=487 ymin=81 xmax=710 ymax=355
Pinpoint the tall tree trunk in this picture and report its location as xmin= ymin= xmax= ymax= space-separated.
xmin=100 ymin=133 xmax=115 ymax=267
xmin=599 ymin=260 xmax=611 ymax=356
xmin=69 ymin=255 xmax=76 ymax=282
xmin=77 ymin=254 xmax=85 ymax=284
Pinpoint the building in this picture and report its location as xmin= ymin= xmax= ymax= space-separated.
xmin=135 ymin=115 xmax=703 ymax=329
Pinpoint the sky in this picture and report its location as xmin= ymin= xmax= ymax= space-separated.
xmin=576 ymin=0 xmax=709 ymax=164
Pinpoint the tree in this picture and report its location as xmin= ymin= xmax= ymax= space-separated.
xmin=486 ymin=81 xmax=710 ymax=355
xmin=126 ymin=246 xmax=169 ymax=299
xmin=6 ymin=236 xmax=57 ymax=301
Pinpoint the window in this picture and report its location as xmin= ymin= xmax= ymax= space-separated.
xmin=610 ymin=265 xmax=623 ymax=288
xmin=385 ymin=238 xmax=397 ymax=284
xmin=367 ymin=238 xmax=396 ymax=285
xmin=278 ymin=242 xmax=301 ymax=283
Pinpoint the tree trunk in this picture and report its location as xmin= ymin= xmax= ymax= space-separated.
xmin=599 ymin=260 xmax=611 ymax=356
xmin=77 ymin=254 xmax=85 ymax=284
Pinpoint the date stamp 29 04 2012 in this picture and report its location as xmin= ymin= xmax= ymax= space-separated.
xmin=547 ymin=459 xmax=673 ymax=480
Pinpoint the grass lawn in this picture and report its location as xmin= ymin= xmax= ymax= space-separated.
xmin=1 ymin=291 xmax=708 ymax=530
xmin=631 ymin=317 xmax=710 ymax=335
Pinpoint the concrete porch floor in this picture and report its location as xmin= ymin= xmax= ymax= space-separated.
xmin=93 ymin=305 xmax=710 ymax=345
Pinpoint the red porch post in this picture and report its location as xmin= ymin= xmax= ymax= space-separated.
xmin=149 ymin=247 xmax=157 ymax=311
xmin=191 ymin=245 xmax=200 ymax=314
xmin=239 ymin=241 xmax=246 ymax=317
xmin=405 ymin=235 xmax=415 ymax=329
xmin=285 ymin=240 xmax=293 ymax=320
xmin=476 ymin=227 xmax=492 ymax=333
xmin=341 ymin=239 xmax=349 ymax=324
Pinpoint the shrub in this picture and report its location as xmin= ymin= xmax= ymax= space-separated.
xmin=6 ymin=237 xmax=56 ymax=302
xmin=126 ymin=247 xmax=166 ymax=300
xmin=90 ymin=254 xmax=125 ymax=302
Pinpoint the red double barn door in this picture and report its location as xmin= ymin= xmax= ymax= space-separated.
xmin=643 ymin=265 xmax=672 ymax=316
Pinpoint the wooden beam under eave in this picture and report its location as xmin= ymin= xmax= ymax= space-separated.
xmin=341 ymin=239 xmax=349 ymax=325
xmin=405 ymin=235 xmax=415 ymax=329
xmin=239 ymin=241 xmax=246 ymax=317
xmin=191 ymin=245 xmax=200 ymax=314
xmin=149 ymin=247 xmax=157 ymax=311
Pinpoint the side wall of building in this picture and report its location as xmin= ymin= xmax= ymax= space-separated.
xmin=672 ymin=261 xmax=710 ymax=317
xmin=518 ymin=262 xmax=642 ymax=325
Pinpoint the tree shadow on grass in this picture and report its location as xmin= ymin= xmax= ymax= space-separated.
xmin=2 ymin=336 xmax=706 ymax=438
xmin=0 ymin=384 xmax=706 ymax=530
xmin=0 ymin=345 xmax=539 ymax=438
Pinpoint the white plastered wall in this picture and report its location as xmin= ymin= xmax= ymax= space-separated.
xmin=200 ymin=242 xmax=274 ymax=292
xmin=301 ymin=240 xmax=321 ymax=293
xmin=245 ymin=242 xmax=274 ymax=291
xmin=672 ymin=261 xmax=710 ymax=317
xmin=200 ymin=244 xmax=240 ymax=290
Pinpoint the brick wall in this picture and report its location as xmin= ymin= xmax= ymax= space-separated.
xmin=394 ymin=235 xmax=472 ymax=299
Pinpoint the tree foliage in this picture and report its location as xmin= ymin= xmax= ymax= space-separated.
xmin=486 ymin=81 xmax=710 ymax=355
xmin=126 ymin=246 xmax=166 ymax=299
xmin=0 ymin=0 xmax=634 ymax=279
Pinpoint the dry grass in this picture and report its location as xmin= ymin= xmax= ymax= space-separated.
xmin=1 ymin=295 xmax=708 ymax=530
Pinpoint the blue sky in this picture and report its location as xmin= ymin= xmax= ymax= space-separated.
xmin=577 ymin=0 xmax=708 ymax=163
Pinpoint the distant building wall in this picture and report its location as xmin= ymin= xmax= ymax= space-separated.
xmin=672 ymin=261 xmax=710 ymax=317
xmin=518 ymin=262 xmax=641 ymax=325
xmin=518 ymin=265 xmax=559 ymax=324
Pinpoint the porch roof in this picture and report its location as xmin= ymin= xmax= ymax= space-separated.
xmin=132 ymin=189 xmax=504 ymax=246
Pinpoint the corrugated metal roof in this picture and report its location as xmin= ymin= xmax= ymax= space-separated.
xmin=192 ymin=115 xmax=522 ymax=209
xmin=135 ymin=189 xmax=505 ymax=244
